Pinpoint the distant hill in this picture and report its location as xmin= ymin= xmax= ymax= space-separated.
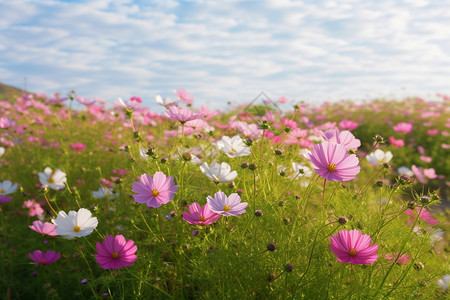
xmin=0 ymin=82 xmax=27 ymax=101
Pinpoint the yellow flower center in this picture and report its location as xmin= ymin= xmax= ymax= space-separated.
xmin=199 ymin=216 xmax=206 ymax=222
xmin=42 ymin=258 xmax=46 ymax=263
xmin=104 ymin=193 xmax=111 ymax=199
xmin=348 ymin=248 xmax=357 ymax=257
xmin=0 ymin=189 xmax=5 ymax=194
xmin=73 ymin=226 xmax=81 ymax=232
xmin=231 ymin=148 xmax=237 ymax=152
xmin=111 ymin=251 xmax=119 ymax=259
xmin=223 ymin=205 xmax=231 ymax=212
xmin=326 ymin=163 xmax=337 ymax=172
xmin=49 ymin=177 xmax=55 ymax=183
xmin=151 ymin=189 xmax=160 ymax=197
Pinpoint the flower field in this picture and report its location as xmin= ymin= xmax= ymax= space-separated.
xmin=0 ymin=91 xmax=449 ymax=299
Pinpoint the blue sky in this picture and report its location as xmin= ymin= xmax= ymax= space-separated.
xmin=1 ymin=0 xmax=449 ymax=110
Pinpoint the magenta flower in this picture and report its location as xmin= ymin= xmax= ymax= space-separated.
xmin=330 ymin=229 xmax=378 ymax=264
xmin=75 ymin=96 xmax=96 ymax=106
xmin=0 ymin=195 xmax=13 ymax=203
xmin=29 ymin=220 xmax=58 ymax=236
xmin=388 ymin=136 xmax=404 ymax=148
xmin=393 ymin=122 xmax=413 ymax=133
xmin=69 ymin=142 xmax=87 ymax=151
xmin=0 ymin=117 xmax=15 ymax=129
xmin=95 ymin=235 xmax=137 ymax=269
xmin=309 ymin=141 xmax=360 ymax=181
xmin=182 ymin=202 xmax=221 ymax=225
xmin=162 ymin=105 xmax=203 ymax=123
xmin=322 ymin=129 xmax=361 ymax=151
xmin=339 ymin=119 xmax=359 ymax=131
xmin=207 ymin=191 xmax=248 ymax=216
xmin=385 ymin=253 xmax=411 ymax=265
xmin=132 ymin=172 xmax=178 ymax=208
xmin=174 ymin=88 xmax=194 ymax=105
xmin=404 ymin=207 xmax=439 ymax=225
xmin=29 ymin=250 xmax=61 ymax=265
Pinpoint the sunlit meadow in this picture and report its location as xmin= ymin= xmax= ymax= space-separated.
xmin=0 ymin=91 xmax=449 ymax=299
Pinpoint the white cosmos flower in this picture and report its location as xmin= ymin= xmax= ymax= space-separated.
xmin=292 ymin=162 xmax=313 ymax=178
xmin=52 ymin=208 xmax=98 ymax=239
xmin=0 ymin=147 xmax=5 ymax=157
xmin=38 ymin=167 xmax=67 ymax=190
xmin=0 ymin=180 xmax=18 ymax=195
xmin=92 ymin=186 xmax=117 ymax=200
xmin=437 ymin=274 xmax=450 ymax=290
xmin=366 ymin=149 xmax=393 ymax=166
xmin=155 ymin=95 xmax=175 ymax=108
xmin=216 ymin=135 xmax=251 ymax=158
xmin=397 ymin=166 xmax=414 ymax=177
xmin=200 ymin=162 xmax=237 ymax=182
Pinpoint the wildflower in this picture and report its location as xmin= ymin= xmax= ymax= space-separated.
xmin=92 ymin=186 xmax=116 ymax=200
xmin=330 ymin=229 xmax=378 ymax=264
xmin=322 ymin=129 xmax=361 ymax=151
xmin=207 ymin=191 xmax=248 ymax=216
xmin=155 ymin=95 xmax=175 ymax=108
xmin=0 ymin=147 xmax=4 ymax=157
xmin=0 ymin=195 xmax=13 ymax=203
xmin=404 ymin=207 xmax=439 ymax=225
xmin=173 ymin=88 xmax=194 ymax=105
xmin=23 ymin=200 xmax=44 ymax=217
xmin=95 ymin=235 xmax=137 ymax=269
xmin=0 ymin=180 xmax=18 ymax=195
xmin=339 ymin=120 xmax=359 ymax=131
xmin=309 ymin=141 xmax=360 ymax=181
xmin=385 ymin=253 xmax=411 ymax=265
xmin=437 ymin=275 xmax=450 ymax=290
xmin=366 ymin=149 xmax=393 ymax=166
xmin=199 ymin=162 xmax=237 ymax=183
xmin=397 ymin=166 xmax=414 ymax=177
xmin=29 ymin=250 xmax=61 ymax=265
xmin=132 ymin=172 xmax=178 ymax=208
xmin=38 ymin=167 xmax=67 ymax=190
xmin=162 ymin=105 xmax=202 ymax=123
xmin=69 ymin=142 xmax=87 ymax=151
xmin=255 ymin=210 xmax=263 ymax=217
xmin=80 ymin=279 xmax=88 ymax=284
xmin=75 ymin=96 xmax=96 ymax=106
xmin=182 ymin=202 xmax=220 ymax=225
xmin=388 ymin=137 xmax=404 ymax=148
xmin=393 ymin=122 xmax=413 ymax=133
xmin=216 ymin=135 xmax=251 ymax=158
xmin=52 ymin=208 xmax=98 ymax=239
xmin=292 ymin=162 xmax=313 ymax=178
xmin=29 ymin=220 xmax=58 ymax=236
xmin=0 ymin=117 xmax=15 ymax=129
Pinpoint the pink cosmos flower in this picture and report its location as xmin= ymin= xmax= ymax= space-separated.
xmin=22 ymin=200 xmax=44 ymax=217
xmin=339 ymin=120 xmax=359 ymax=131
xmin=309 ymin=141 xmax=360 ymax=181
xmin=174 ymin=88 xmax=194 ymax=105
xmin=278 ymin=96 xmax=289 ymax=103
xmin=207 ymin=191 xmax=248 ymax=216
xmin=404 ymin=207 xmax=439 ymax=225
xmin=393 ymin=122 xmax=413 ymax=133
xmin=162 ymin=105 xmax=203 ymax=123
xmin=385 ymin=253 xmax=411 ymax=265
xmin=0 ymin=195 xmax=13 ymax=203
xmin=69 ymin=142 xmax=87 ymax=151
xmin=420 ymin=156 xmax=432 ymax=163
xmin=29 ymin=250 xmax=61 ymax=265
xmin=75 ymin=96 xmax=96 ymax=106
xmin=132 ymin=172 xmax=178 ymax=208
xmin=423 ymin=168 xmax=437 ymax=179
xmin=388 ymin=136 xmax=404 ymax=148
xmin=427 ymin=129 xmax=439 ymax=136
xmin=0 ymin=117 xmax=15 ymax=129
xmin=130 ymin=96 xmax=142 ymax=103
xmin=330 ymin=229 xmax=378 ymax=264
xmin=95 ymin=235 xmax=137 ymax=269
xmin=29 ymin=220 xmax=58 ymax=236
xmin=322 ymin=129 xmax=361 ymax=151
xmin=182 ymin=202 xmax=221 ymax=225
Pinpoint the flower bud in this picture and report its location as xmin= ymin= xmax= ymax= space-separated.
xmin=249 ymin=163 xmax=257 ymax=171
xmin=255 ymin=210 xmax=262 ymax=217
xmin=267 ymin=243 xmax=276 ymax=251
xmin=285 ymin=263 xmax=293 ymax=272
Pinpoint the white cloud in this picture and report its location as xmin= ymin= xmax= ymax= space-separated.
xmin=0 ymin=0 xmax=449 ymax=109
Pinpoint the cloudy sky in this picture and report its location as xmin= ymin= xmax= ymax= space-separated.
xmin=1 ymin=0 xmax=449 ymax=110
